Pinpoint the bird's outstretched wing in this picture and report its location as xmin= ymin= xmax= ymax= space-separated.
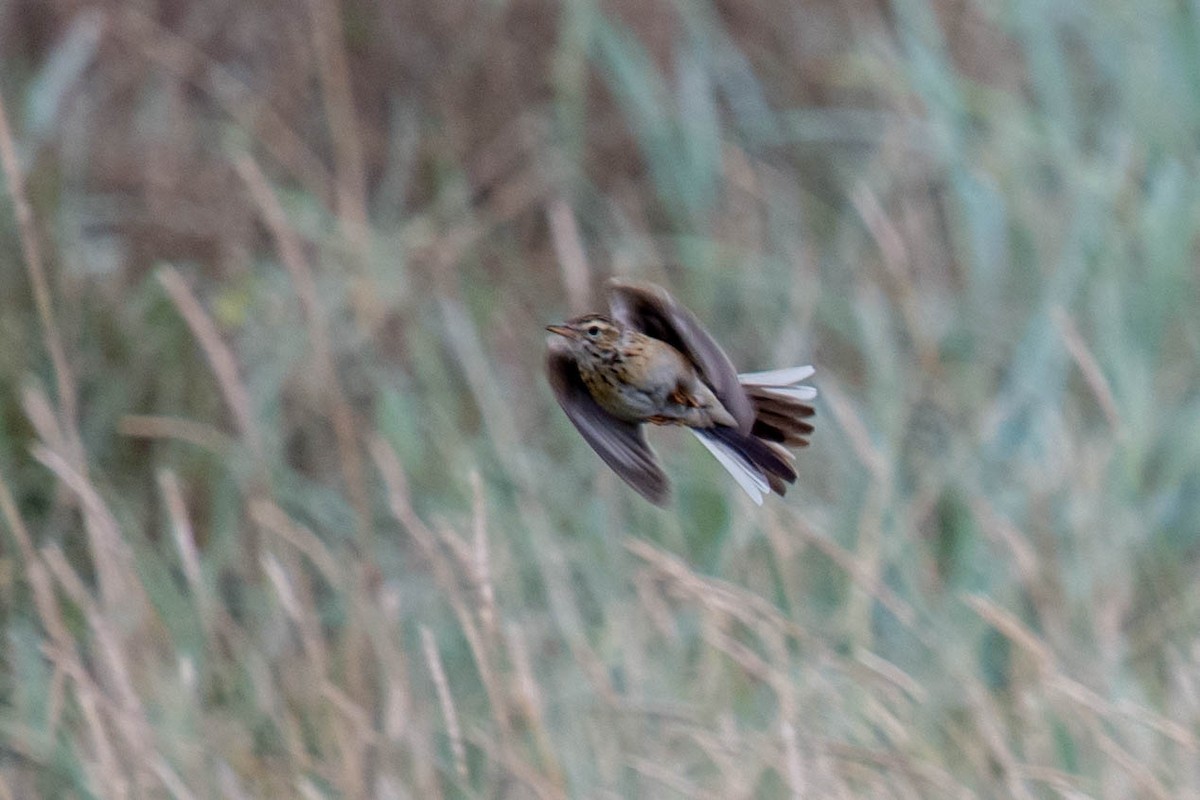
xmin=545 ymin=338 xmax=669 ymax=505
xmin=607 ymin=279 xmax=755 ymax=433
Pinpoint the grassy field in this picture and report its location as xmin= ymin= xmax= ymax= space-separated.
xmin=2 ymin=1 xmax=1199 ymax=797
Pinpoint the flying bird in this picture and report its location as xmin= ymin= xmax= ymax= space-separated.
xmin=545 ymin=279 xmax=815 ymax=506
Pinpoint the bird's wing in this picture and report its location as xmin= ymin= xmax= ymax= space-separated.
xmin=545 ymin=339 xmax=669 ymax=505
xmin=607 ymin=278 xmax=755 ymax=433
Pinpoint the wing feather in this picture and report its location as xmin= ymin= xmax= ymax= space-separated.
xmin=545 ymin=340 xmax=669 ymax=505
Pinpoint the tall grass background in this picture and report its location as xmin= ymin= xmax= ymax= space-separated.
xmin=1 ymin=1 xmax=1199 ymax=797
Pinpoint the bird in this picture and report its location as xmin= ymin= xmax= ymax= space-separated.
xmin=545 ymin=279 xmax=815 ymax=506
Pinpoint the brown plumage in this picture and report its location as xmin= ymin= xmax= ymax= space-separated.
xmin=545 ymin=279 xmax=816 ymax=506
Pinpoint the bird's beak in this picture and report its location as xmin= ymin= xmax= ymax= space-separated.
xmin=545 ymin=324 xmax=576 ymax=339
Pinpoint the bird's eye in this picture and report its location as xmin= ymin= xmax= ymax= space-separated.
xmin=587 ymin=325 xmax=601 ymax=336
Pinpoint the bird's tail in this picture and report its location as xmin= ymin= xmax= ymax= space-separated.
xmin=690 ymin=365 xmax=816 ymax=505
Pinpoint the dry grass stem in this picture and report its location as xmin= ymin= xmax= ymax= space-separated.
xmin=158 ymin=469 xmax=208 ymax=613
xmin=781 ymin=719 xmax=806 ymax=799
xmin=158 ymin=265 xmax=260 ymax=451
xmin=851 ymin=183 xmax=939 ymax=371
xmin=305 ymin=0 xmax=370 ymax=263
xmin=40 ymin=544 xmax=170 ymax=794
xmin=1096 ymin=731 xmax=1172 ymax=800
xmin=0 ymin=85 xmax=77 ymax=438
xmin=29 ymin=441 xmax=142 ymax=616
xmin=252 ymin=500 xmax=344 ymax=588
xmin=118 ymin=415 xmax=235 ymax=455
xmin=21 ymin=385 xmax=66 ymax=455
xmin=421 ymin=626 xmax=468 ymax=781
xmin=549 ymin=197 xmax=593 ymax=313
xmin=970 ymin=496 xmax=1041 ymax=592
xmin=819 ymin=376 xmax=888 ymax=479
xmin=963 ymin=594 xmax=1053 ymax=672
xmin=1052 ymin=306 xmax=1124 ymax=435
xmin=853 ymin=649 xmax=926 ymax=703
xmin=261 ymin=553 xmax=329 ymax=675
xmin=502 ymin=622 xmax=562 ymax=780
xmin=471 ymin=470 xmax=499 ymax=642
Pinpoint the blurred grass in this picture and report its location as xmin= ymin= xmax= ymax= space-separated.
xmin=1 ymin=0 xmax=1199 ymax=797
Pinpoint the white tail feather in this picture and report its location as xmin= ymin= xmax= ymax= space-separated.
xmin=737 ymin=365 xmax=815 ymax=387
xmin=687 ymin=363 xmax=814 ymax=504
xmin=753 ymin=385 xmax=818 ymax=402
xmin=690 ymin=430 xmax=768 ymax=505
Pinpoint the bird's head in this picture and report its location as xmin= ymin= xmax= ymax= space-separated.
xmin=546 ymin=314 xmax=624 ymax=363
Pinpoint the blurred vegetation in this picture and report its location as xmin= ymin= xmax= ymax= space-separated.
xmin=1 ymin=0 xmax=1199 ymax=797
